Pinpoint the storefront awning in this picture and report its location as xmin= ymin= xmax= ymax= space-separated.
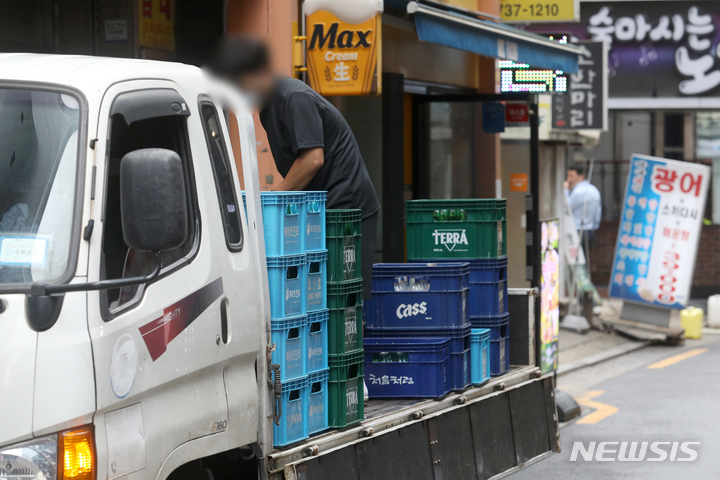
xmin=406 ymin=1 xmax=581 ymax=73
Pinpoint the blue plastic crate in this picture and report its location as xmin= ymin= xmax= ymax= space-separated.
xmin=471 ymin=328 xmax=491 ymax=385
xmin=307 ymin=309 xmax=329 ymax=374
xmin=366 ymin=263 xmax=469 ymax=330
xmin=306 ymin=250 xmax=327 ymax=313
xmin=448 ymin=349 xmax=471 ymax=391
xmin=271 ymin=315 xmax=308 ymax=382
xmin=307 ymin=368 xmax=329 ymax=434
xmin=470 ymin=313 xmax=509 ymax=340
xmin=364 ymin=324 xmax=471 ymax=355
xmin=273 ymin=376 xmax=309 ymax=447
xmin=259 ymin=192 xmax=306 ymax=256
xmin=363 ymin=337 xmax=451 ymax=398
xmin=305 ymin=191 xmax=327 ymax=251
xmin=489 ymin=336 xmax=509 ymax=376
xmin=268 ymin=254 xmax=307 ymax=318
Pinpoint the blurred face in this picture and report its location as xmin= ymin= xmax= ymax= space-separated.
xmin=566 ymin=169 xmax=583 ymax=190
xmin=233 ymin=68 xmax=275 ymax=108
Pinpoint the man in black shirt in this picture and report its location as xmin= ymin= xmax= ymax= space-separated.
xmin=209 ymin=36 xmax=380 ymax=299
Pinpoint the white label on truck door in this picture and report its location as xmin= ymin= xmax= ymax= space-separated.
xmin=0 ymin=236 xmax=48 ymax=265
xmin=105 ymin=403 xmax=146 ymax=479
xmin=110 ymin=334 xmax=138 ymax=398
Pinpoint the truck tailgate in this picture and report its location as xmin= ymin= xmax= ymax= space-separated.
xmin=268 ymin=366 xmax=558 ymax=480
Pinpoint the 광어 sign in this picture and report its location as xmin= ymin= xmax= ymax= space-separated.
xmin=608 ymin=155 xmax=710 ymax=309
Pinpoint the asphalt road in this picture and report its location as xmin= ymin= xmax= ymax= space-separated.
xmin=513 ymin=333 xmax=720 ymax=479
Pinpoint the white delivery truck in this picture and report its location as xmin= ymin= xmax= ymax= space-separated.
xmin=0 ymin=54 xmax=557 ymax=480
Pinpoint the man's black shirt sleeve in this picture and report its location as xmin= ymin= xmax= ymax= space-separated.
xmin=283 ymin=92 xmax=325 ymax=155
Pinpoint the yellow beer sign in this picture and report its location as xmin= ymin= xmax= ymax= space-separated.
xmin=139 ymin=0 xmax=175 ymax=50
xmin=500 ymin=0 xmax=578 ymax=22
xmin=306 ymin=11 xmax=381 ymax=95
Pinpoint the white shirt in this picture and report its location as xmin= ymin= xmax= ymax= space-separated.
xmin=565 ymin=180 xmax=602 ymax=231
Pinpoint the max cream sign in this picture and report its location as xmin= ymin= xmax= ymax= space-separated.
xmin=305 ymin=0 xmax=383 ymax=95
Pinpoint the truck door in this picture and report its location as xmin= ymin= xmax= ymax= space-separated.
xmin=85 ymin=80 xmax=254 ymax=480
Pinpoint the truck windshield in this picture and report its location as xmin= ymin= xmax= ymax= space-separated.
xmin=0 ymin=88 xmax=81 ymax=286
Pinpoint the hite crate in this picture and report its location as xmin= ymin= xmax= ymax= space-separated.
xmin=244 ymin=192 xmax=306 ymax=256
xmin=470 ymin=328 xmax=491 ymax=385
xmin=305 ymin=191 xmax=326 ymax=252
xmin=267 ymin=254 xmax=307 ymax=318
xmin=365 ymin=324 xmax=471 ymax=391
xmin=406 ymin=199 xmax=506 ymax=260
xmin=364 ymin=338 xmax=451 ymax=398
xmin=328 ymin=351 xmax=364 ymax=428
xmin=307 ymin=309 xmax=329 ymax=374
xmin=366 ymin=263 xmax=469 ymax=330
xmin=308 ymin=368 xmax=329 ymax=435
xmin=273 ymin=376 xmax=309 ymax=447
xmin=327 ymin=279 xmax=364 ymax=355
xmin=271 ymin=315 xmax=308 ymax=382
xmin=326 ymin=209 xmax=362 ymax=282
xmin=306 ymin=250 xmax=328 ymax=313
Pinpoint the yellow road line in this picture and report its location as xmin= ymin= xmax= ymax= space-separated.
xmin=647 ymin=348 xmax=708 ymax=370
xmin=575 ymin=390 xmax=618 ymax=425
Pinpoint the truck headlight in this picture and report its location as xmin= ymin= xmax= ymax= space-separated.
xmin=0 ymin=426 xmax=94 ymax=480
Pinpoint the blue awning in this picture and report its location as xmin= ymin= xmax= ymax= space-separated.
xmin=406 ymin=2 xmax=580 ymax=73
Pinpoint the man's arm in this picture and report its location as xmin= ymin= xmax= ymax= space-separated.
xmin=274 ymin=147 xmax=324 ymax=191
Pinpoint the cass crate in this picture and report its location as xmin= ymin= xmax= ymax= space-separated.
xmin=271 ymin=315 xmax=308 ymax=382
xmin=273 ymin=376 xmax=309 ymax=447
xmin=328 ymin=351 xmax=365 ymax=427
xmin=470 ymin=312 xmax=509 ymax=340
xmin=305 ymin=191 xmax=327 ymax=251
xmin=489 ymin=335 xmax=509 ymax=376
xmin=308 ymin=369 xmax=329 ymax=434
xmin=267 ymin=254 xmax=307 ymax=318
xmin=364 ymin=338 xmax=451 ymax=398
xmin=366 ymin=263 xmax=469 ymax=330
xmin=327 ymin=279 xmax=364 ymax=355
xmin=307 ymin=309 xmax=329 ymax=374
xmin=306 ymin=250 xmax=327 ymax=312
xmin=326 ymin=209 xmax=362 ymax=282
xmin=406 ymin=199 xmax=506 ymax=260
xmin=258 ymin=192 xmax=306 ymax=256
xmin=471 ymin=328 xmax=491 ymax=385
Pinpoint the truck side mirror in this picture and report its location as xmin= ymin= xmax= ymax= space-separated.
xmin=120 ymin=148 xmax=189 ymax=252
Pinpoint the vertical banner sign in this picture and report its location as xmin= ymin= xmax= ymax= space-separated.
xmin=305 ymin=0 xmax=383 ymax=95
xmin=552 ymin=40 xmax=607 ymax=130
xmin=541 ymin=219 xmax=560 ymax=374
xmin=139 ymin=0 xmax=175 ymax=50
xmin=609 ymin=155 xmax=710 ymax=308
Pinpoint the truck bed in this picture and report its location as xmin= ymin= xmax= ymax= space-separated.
xmin=267 ymin=365 xmax=558 ymax=480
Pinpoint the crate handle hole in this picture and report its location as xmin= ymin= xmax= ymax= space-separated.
xmin=287 ymin=266 xmax=299 ymax=280
xmin=308 ymin=202 xmax=321 ymax=213
xmin=309 ymin=261 xmax=321 ymax=274
xmin=288 ymin=327 xmax=300 ymax=340
xmin=346 ymin=293 xmax=360 ymax=308
xmin=348 ymin=363 xmax=359 ymax=378
xmin=344 ymin=222 xmax=358 ymax=236
xmin=310 ymin=321 xmax=322 ymax=333
xmin=311 ymin=381 xmax=323 ymax=394
xmin=285 ymin=204 xmax=299 ymax=216
xmin=289 ymin=389 xmax=300 ymax=401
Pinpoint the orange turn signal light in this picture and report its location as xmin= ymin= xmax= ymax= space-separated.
xmin=59 ymin=426 xmax=95 ymax=480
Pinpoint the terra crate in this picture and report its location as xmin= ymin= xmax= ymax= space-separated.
xmin=471 ymin=328 xmax=491 ymax=385
xmin=364 ymin=337 xmax=451 ymax=398
xmin=273 ymin=376 xmax=309 ymax=447
xmin=306 ymin=250 xmax=328 ymax=313
xmin=271 ymin=315 xmax=308 ymax=382
xmin=328 ymin=350 xmax=365 ymax=428
xmin=405 ymin=199 xmax=506 ymax=260
xmin=308 ymin=368 xmax=329 ymax=435
xmin=327 ymin=279 xmax=364 ymax=355
xmin=305 ymin=191 xmax=327 ymax=252
xmin=259 ymin=192 xmax=307 ymax=256
xmin=366 ymin=263 xmax=469 ymax=330
xmin=307 ymin=309 xmax=329 ymax=374
xmin=267 ymin=254 xmax=307 ymax=318
xmin=326 ymin=209 xmax=362 ymax=283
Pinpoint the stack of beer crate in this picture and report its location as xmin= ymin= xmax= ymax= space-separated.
xmin=325 ymin=209 xmax=364 ymax=428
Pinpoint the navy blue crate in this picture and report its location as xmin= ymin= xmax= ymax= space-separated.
xmin=307 ymin=310 xmax=329 ymax=374
xmin=448 ymin=349 xmax=471 ymax=391
xmin=271 ymin=315 xmax=308 ymax=382
xmin=305 ymin=192 xmax=327 ymax=251
xmin=364 ymin=324 xmax=471 ymax=354
xmin=471 ymin=328 xmax=491 ymax=385
xmin=470 ymin=313 xmax=509 ymax=340
xmin=489 ymin=336 xmax=509 ymax=376
xmin=366 ymin=263 xmax=469 ymax=330
xmin=364 ymin=337 xmax=451 ymax=398
xmin=306 ymin=250 xmax=327 ymax=313
xmin=267 ymin=254 xmax=307 ymax=318
xmin=273 ymin=376 xmax=309 ymax=447
xmin=307 ymin=368 xmax=329 ymax=435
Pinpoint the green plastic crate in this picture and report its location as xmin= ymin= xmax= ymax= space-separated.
xmin=328 ymin=351 xmax=365 ymax=428
xmin=327 ymin=279 xmax=363 ymax=355
xmin=326 ymin=210 xmax=362 ymax=282
xmin=326 ymin=209 xmax=362 ymax=237
xmin=406 ymin=199 xmax=507 ymax=259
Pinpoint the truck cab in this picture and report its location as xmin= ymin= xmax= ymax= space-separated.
xmin=0 ymin=54 xmax=558 ymax=480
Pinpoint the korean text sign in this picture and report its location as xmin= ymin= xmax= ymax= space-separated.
xmin=609 ymin=155 xmax=710 ymax=309
xmin=139 ymin=0 xmax=174 ymax=50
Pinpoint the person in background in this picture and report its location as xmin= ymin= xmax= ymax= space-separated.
xmin=564 ymin=163 xmax=601 ymax=252
xmin=207 ymin=35 xmax=380 ymax=301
